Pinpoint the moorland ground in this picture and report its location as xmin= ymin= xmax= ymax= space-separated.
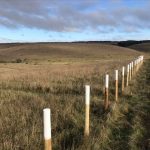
xmin=0 ymin=43 xmax=149 ymax=150
xmin=128 ymin=42 xmax=150 ymax=53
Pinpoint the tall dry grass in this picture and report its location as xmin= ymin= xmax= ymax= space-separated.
xmin=0 ymin=55 xmax=142 ymax=150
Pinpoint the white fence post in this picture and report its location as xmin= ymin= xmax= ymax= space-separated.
xmin=43 ymin=108 xmax=52 ymax=150
xmin=129 ymin=63 xmax=132 ymax=80
xmin=85 ymin=85 xmax=90 ymax=136
xmin=115 ymin=70 xmax=118 ymax=101
xmin=122 ymin=66 xmax=125 ymax=92
xmin=126 ymin=64 xmax=129 ymax=86
xmin=104 ymin=74 xmax=109 ymax=110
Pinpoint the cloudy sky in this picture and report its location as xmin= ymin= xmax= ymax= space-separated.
xmin=0 ymin=0 xmax=150 ymax=42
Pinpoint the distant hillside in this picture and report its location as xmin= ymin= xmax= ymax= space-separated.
xmin=73 ymin=40 xmax=150 ymax=47
xmin=0 ymin=43 xmax=140 ymax=62
xmin=127 ymin=43 xmax=150 ymax=53
xmin=82 ymin=40 xmax=150 ymax=53
xmin=117 ymin=40 xmax=150 ymax=47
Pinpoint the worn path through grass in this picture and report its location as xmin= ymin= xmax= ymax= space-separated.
xmin=107 ymin=59 xmax=150 ymax=150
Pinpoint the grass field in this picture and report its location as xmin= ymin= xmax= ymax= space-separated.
xmin=0 ymin=43 xmax=149 ymax=150
xmin=0 ymin=43 xmax=140 ymax=62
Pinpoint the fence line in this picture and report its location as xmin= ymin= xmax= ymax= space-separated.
xmin=43 ymin=55 xmax=144 ymax=149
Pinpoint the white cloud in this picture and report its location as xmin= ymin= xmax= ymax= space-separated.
xmin=0 ymin=0 xmax=150 ymax=33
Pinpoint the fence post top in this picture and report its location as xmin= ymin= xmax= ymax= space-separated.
xmin=122 ymin=67 xmax=125 ymax=75
xmin=43 ymin=108 xmax=51 ymax=140
xmin=85 ymin=85 xmax=90 ymax=105
xmin=127 ymin=65 xmax=129 ymax=71
xmin=43 ymin=108 xmax=50 ymax=112
xmin=115 ymin=70 xmax=118 ymax=80
xmin=105 ymin=74 xmax=109 ymax=88
xmin=85 ymin=85 xmax=90 ymax=88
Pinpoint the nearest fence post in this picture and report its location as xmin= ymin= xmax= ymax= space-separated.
xmin=85 ymin=85 xmax=90 ymax=137
xmin=43 ymin=108 xmax=52 ymax=150
xmin=126 ymin=64 xmax=129 ymax=86
xmin=122 ymin=66 xmax=125 ymax=92
xmin=115 ymin=70 xmax=118 ymax=102
xmin=104 ymin=74 xmax=109 ymax=110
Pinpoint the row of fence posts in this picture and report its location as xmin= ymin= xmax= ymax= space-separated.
xmin=42 ymin=55 xmax=144 ymax=150
xmin=104 ymin=55 xmax=144 ymax=111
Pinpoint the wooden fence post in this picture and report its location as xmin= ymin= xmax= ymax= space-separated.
xmin=135 ymin=59 xmax=137 ymax=72
xmin=129 ymin=63 xmax=132 ymax=80
xmin=139 ymin=57 xmax=141 ymax=69
xmin=104 ymin=74 xmax=109 ymax=110
xmin=137 ymin=58 xmax=140 ymax=71
xmin=85 ymin=85 xmax=90 ymax=136
xmin=137 ymin=59 xmax=139 ymax=71
xmin=139 ymin=56 xmax=141 ymax=67
xmin=43 ymin=108 xmax=52 ymax=150
xmin=131 ymin=62 xmax=134 ymax=76
xmin=140 ymin=55 xmax=144 ymax=66
xmin=137 ymin=59 xmax=138 ymax=71
xmin=141 ymin=55 xmax=144 ymax=64
xmin=134 ymin=60 xmax=136 ymax=75
xmin=115 ymin=70 xmax=118 ymax=102
xmin=139 ymin=57 xmax=141 ymax=68
xmin=126 ymin=64 xmax=129 ymax=86
xmin=122 ymin=66 xmax=125 ymax=92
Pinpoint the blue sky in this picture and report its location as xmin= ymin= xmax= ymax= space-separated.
xmin=0 ymin=0 xmax=150 ymax=43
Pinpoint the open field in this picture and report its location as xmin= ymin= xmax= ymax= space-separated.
xmin=0 ymin=43 xmax=149 ymax=150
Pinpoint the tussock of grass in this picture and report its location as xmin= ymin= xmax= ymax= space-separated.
xmin=129 ymin=115 xmax=145 ymax=150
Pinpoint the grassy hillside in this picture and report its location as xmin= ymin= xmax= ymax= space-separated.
xmin=0 ymin=43 xmax=146 ymax=149
xmin=0 ymin=43 xmax=140 ymax=63
xmin=128 ymin=42 xmax=150 ymax=53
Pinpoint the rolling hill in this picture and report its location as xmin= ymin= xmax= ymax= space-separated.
xmin=0 ymin=42 xmax=147 ymax=150
xmin=0 ymin=43 xmax=140 ymax=62
xmin=128 ymin=42 xmax=150 ymax=53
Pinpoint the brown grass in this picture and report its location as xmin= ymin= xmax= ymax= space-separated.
xmin=0 ymin=43 xmax=143 ymax=149
xmin=0 ymin=43 xmax=140 ymax=62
